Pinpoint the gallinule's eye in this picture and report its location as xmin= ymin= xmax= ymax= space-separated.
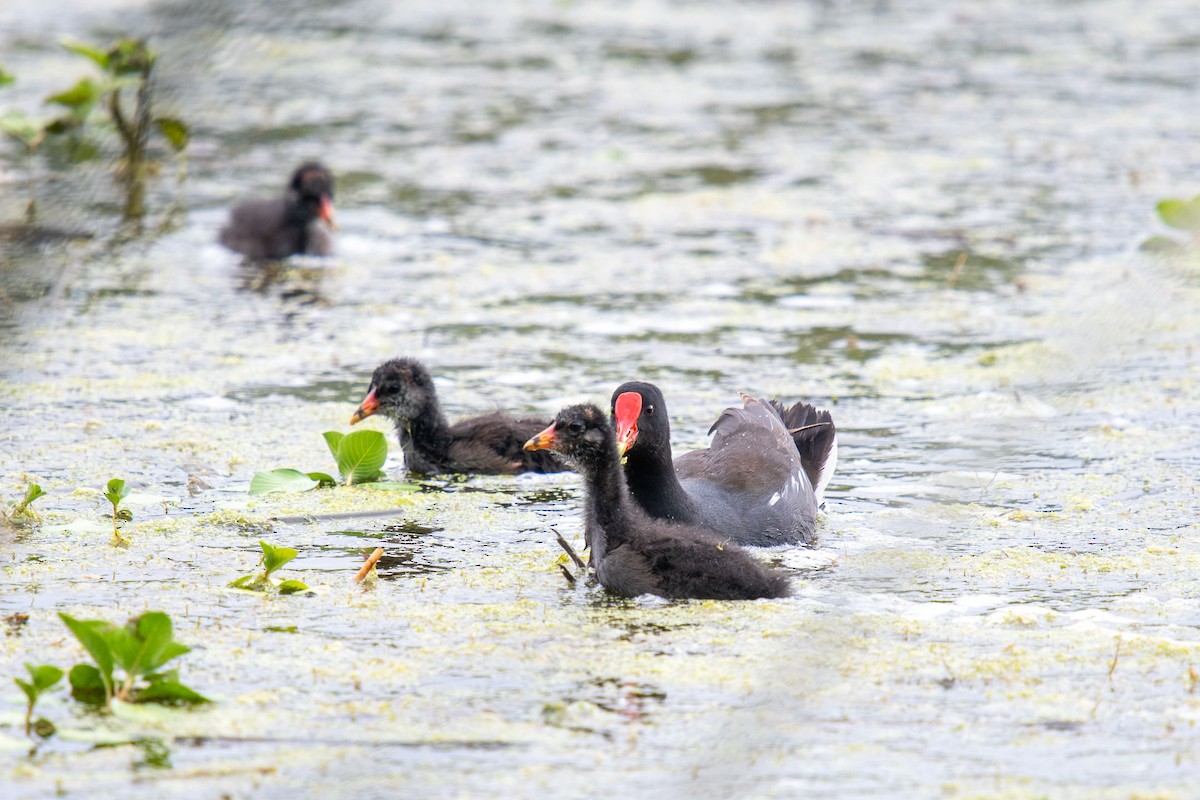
xmin=567 ymin=419 xmax=586 ymax=435
xmin=644 ymin=404 xmax=655 ymax=416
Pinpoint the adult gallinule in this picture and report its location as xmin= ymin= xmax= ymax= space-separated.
xmin=611 ymin=382 xmax=836 ymax=547
xmin=219 ymin=162 xmax=335 ymax=259
xmin=350 ymin=357 xmax=569 ymax=475
xmin=524 ymin=403 xmax=791 ymax=600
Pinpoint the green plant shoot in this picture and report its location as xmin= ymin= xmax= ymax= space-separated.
xmin=14 ymin=663 xmax=63 ymax=735
xmin=104 ymin=478 xmax=132 ymax=546
xmin=229 ymin=540 xmax=310 ymax=594
xmin=4 ymin=482 xmax=46 ymax=524
xmin=59 ymin=611 xmax=209 ymax=709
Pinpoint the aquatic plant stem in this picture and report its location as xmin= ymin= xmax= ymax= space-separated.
xmin=111 ymin=509 xmax=130 ymax=547
xmin=108 ymin=61 xmax=153 ymax=221
xmin=353 ymin=547 xmax=384 ymax=583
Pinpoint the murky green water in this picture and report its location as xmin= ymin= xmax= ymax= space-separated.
xmin=3 ymin=0 xmax=1200 ymax=797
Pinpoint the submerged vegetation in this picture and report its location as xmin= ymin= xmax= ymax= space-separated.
xmin=0 ymin=37 xmax=188 ymax=224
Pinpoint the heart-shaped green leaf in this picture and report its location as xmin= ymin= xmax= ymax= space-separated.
xmin=249 ymin=469 xmax=319 ymax=496
xmin=277 ymin=579 xmax=311 ymax=595
xmin=27 ymin=663 xmax=64 ymax=692
xmin=122 ymin=612 xmax=189 ymax=676
xmin=260 ymin=540 xmax=299 ymax=575
xmin=104 ymin=478 xmax=130 ymax=506
xmin=322 ymin=431 xmax=345 ymax=460
xmin=332 ymin=430 xmax=388 ymax=484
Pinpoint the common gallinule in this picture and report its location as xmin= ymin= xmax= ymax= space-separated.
xmin=219 ymin=162 xmax=335 ymax=259
xmin=524 ymin=404 xmax=791 ymax=600
xmin=350 ymin=357 xmax=569 ymax=475
xmin=611 ymin=382 xmax=836 ymax=547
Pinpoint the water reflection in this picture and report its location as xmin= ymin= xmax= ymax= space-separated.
xmin=232 ymin=259 xmax=329 ymax=306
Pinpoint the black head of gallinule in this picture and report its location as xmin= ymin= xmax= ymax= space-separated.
xmin=219 ymin=162 xmax=335 ymax=260
xmin=525 ymin=403 xmax=791 ymax=600
xmin=611 ymin=381 xmax=836 ymax=547
xmin=350 ymin=357 xmax=569 ymax=475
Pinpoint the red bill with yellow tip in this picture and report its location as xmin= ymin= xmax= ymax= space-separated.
xmin=613 ymin=391 xmax=642 ymax=457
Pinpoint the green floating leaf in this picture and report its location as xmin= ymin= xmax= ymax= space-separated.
xmin=1157 ymin=196 xmax=1200 ymax=234
xmin=333 ymin=430 xmax=389 ymax=485
xmin=30 ymin=718 xmax=56 ymax=738
xmin=154 ymin=117 xmax=189 ymax=152
xmin=61 ymin=39 xmax=110 ymax=70
xmin=277 ymin=579 xmax=311 ymax=595
xmin=307 ymin=472 xmax=338 ymax=488
xmin=0 ymin=66 xmax=15 ymax=87
xmin=249 ymin=469 xmax=319 ymax=496
xmin=116 ymin=509 xmax=133 ymax=522
xmin=135 ymin=680 xmax=209 ymax=705
xmin=68 ymin=663 xmax=108 ymax=706
xmin=260 ymin=540 xmax=298 ymax=576
xmin=228 ymin=574 xmax=258 ymax=589
xmin=46 ymin=78 xmax=100 ymax=110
